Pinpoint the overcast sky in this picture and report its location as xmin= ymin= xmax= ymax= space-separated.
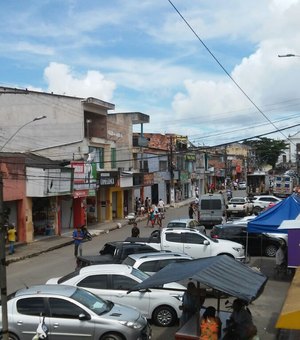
xmin=1 ymin=0 xmax=300 ymax=146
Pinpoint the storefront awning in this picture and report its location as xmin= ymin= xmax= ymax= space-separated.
xmin=276 ymin=267 xmax=300 ymax=330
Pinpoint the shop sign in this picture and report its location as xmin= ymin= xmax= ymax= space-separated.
xmin=99 ymin=171 xmax=119 ymax=187
xmin=185 ymin=153 xmax=196 ymax=161
xmin=143 ymin=173 xmax=154 ymax=186
xmin=180 ymin=171 xmax=189 ymax=182
xmin=45 ymin=168 xmax=73 ymax=195
xmin=73 ymin=189 xmax=89 ymax=198
xmin=71 ymin=161 xmax=97 ymax=190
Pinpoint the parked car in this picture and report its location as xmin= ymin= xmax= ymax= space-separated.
xmin=0 ymin=284 xmax=151 ymax=340
xmin=210 ymin=223 xmax=282 ymax=257
xmin=230 ymin=215 xmax=288 ymax=246
xmin=46 ymin=264 xmax=186 ymax=327
xmin=250 ymin=195 xmax=282 ymax=215
xmin=134 ymin=227 xmax=245 ymax=261
xmin=76 ymin=241 xmax=160 ymax=269
xmin=238 ymin=181 xmax=247 ymax=190
xmin=166 ymin=218 xmax=206 ymax=234
xmin=122 ymin=252 xmax=193 ymax=275
xmin=226 ymin=197 xmax=253 ymax=217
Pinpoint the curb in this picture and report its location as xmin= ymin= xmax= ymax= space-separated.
xmin=5 ymin=200 xmax=192 ymax=265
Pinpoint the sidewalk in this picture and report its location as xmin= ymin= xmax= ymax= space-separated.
xmin=5 ymin=198 xmax=194 ymax=265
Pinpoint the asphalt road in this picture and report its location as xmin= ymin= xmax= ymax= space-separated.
xmin=6 ymin=194 xmax=292 ymax=339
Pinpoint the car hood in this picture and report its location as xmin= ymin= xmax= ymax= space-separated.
xmin=162 ymin=282 xmax=186 ymax=291
xmin=103 ymin=301 xmax=144 ymax=323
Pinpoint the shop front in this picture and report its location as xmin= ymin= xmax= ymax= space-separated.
xmin=98 ymin=171 xmax=120 ymax=221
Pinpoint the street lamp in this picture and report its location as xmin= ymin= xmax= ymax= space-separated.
xmin=0 ymin=114 xmax=46 ymax=340
xmin=0 ymin=115 xmax=47 ymax=151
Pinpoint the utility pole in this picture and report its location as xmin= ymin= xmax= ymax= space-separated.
xmin=169 ymin=136 xmax=175 ymax=206
xmin=0 ymin=171 xmax=9 ymax=340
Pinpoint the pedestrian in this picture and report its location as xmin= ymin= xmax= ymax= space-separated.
xmin=7 ymin=223 xmax=17 ymax=255
xmin=73 ymin=225 xmax=84 ymax=257
xmin=131 ymin=222 xmax=140 ymax=237
xmin=189 ymin=203 xmax=194 ymax=219
xmin=200 ymin=306 xmax=222 ymax=340
xmin=179 ymin=282 xmax=198 ymax=326
xmin=158 ymin=198 xmax=165 ymax=212
xmin=223 ymin=299 xmax=255 ymax=340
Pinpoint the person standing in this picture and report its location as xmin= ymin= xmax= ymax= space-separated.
xmin=158 ymin=198 xmax=165 ymax=212
xmin=7 ymin=223 xmax=17 ymax=255
xmin=73 ymin=226 xmax=84 ymax=257
xmin=189 ymin=203 xmax=194 ymax=219
xmin=179 ymin=282 xmax=198 ymax=326
xmin=131 ymin=222 xmax=140 ymax=237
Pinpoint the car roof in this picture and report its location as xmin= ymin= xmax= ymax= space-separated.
xmin=16 ymin=284 xmax=77 ymax=297
xmin=126 ymin=252 xmax=192 ymax=261
xmin=79 ymin=264 xmax=134 ymax=275
xmin=168 ymin=219 xmax=195 ymax=223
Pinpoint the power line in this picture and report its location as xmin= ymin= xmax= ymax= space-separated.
xmin=167 ymin=0 xmax=294 ymax=145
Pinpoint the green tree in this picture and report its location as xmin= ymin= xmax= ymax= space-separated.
xmin=244 ymin=137 xmax=289 ymax=168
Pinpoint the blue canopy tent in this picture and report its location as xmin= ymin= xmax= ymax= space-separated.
xmin=248 ymin=194 xmax=300 ymax=234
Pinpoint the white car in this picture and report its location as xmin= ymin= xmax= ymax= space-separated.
xmin=46 ymin=264 xmax=186 ymax=327
xmin=226 ymin=197 xmax=253 ymax=217
xmin=122 ymin=252 xmax=193 ymax=276
xmin=166 ymin=218 xmax=206 ymax=234
xmin=250 ymin=195 xmax=282 ymax=214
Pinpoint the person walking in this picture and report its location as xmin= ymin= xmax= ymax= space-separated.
xmin=73 ymin=225 xmax=84 ymax=257
xmin=7 ymin=223 xmax=17 ymax=255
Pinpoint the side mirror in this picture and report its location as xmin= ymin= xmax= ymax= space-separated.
xmin=203 ymin=240 xmax=210 ymax=245
xmin=78 ymin=313 xmax=91 ymax=321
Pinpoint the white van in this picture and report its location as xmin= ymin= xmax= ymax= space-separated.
xmin=199 ymin=193 xmax=226 ymax=228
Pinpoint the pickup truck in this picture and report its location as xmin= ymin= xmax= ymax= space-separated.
xmin=226 ymin=197 xmax=253 ymax=217
xmin=128 ymin=228 xmax=245 ymax=261
xmin=76 ymin=241 xmax=159 ymax=268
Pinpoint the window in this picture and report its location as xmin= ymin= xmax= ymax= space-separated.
xmin=77 ymin=275 xmax=108 ymax=289
xmin=89 ymin=147 xmax=104 ymax=170
xmin=201 ymin=199 xmax=222 ymax=210
xmin=17 ymin=297 xmax=47 ymax=316
xmin=49 ymin=298 xmax=85 ymax=319
xmin=159 ymin=160 xmax=168 ymax=171
xmin=111 ymin=275 xmax=137 ymax=290
xmin=165 ymin=233 xmax=182 ymax=243
xmin=185 ymin=233 xmax=205 ymax=244
xmin=111 ymin=148 xmax=116 ymax=169
xmin=139 ymin=261 xmax=157 ymax=272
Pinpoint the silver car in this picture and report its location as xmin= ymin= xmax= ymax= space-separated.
xmin=0 ymin=284 xmax=151 ymax=340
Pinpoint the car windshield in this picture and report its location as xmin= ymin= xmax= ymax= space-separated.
xmin=71 ymin=287 xmax=111 ymax=315
xmin=167 ymin=222 xmax=186 ymax=228
xmin=230 ymin=198 xmax=245 ymax=204
xmin=131 ymin=267 xmax=150 ymax=281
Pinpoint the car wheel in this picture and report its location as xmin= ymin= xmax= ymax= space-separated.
xmin=0 ymin=333 xmax=19 ymax=340
xmin=265 ymin=244 xmax=278 ymax=257
xmin=253 ymin=206 xmax=262 ymax=215
xmin=153 ymin=305 xmax=177 ymax=327
xmin=100 ymin=333 xmax=123 ymax=340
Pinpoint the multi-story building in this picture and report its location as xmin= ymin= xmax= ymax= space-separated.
xmin=0 ymin=87 xmax=149 ymax=241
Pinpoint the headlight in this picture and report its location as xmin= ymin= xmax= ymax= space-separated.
xmin=232 ymin=247 xmax=243 ymax=252
xmin=172 ymin=294 xmax=184 ymax=302
xmin=119 ymin=320 xmax=143 ymax=329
